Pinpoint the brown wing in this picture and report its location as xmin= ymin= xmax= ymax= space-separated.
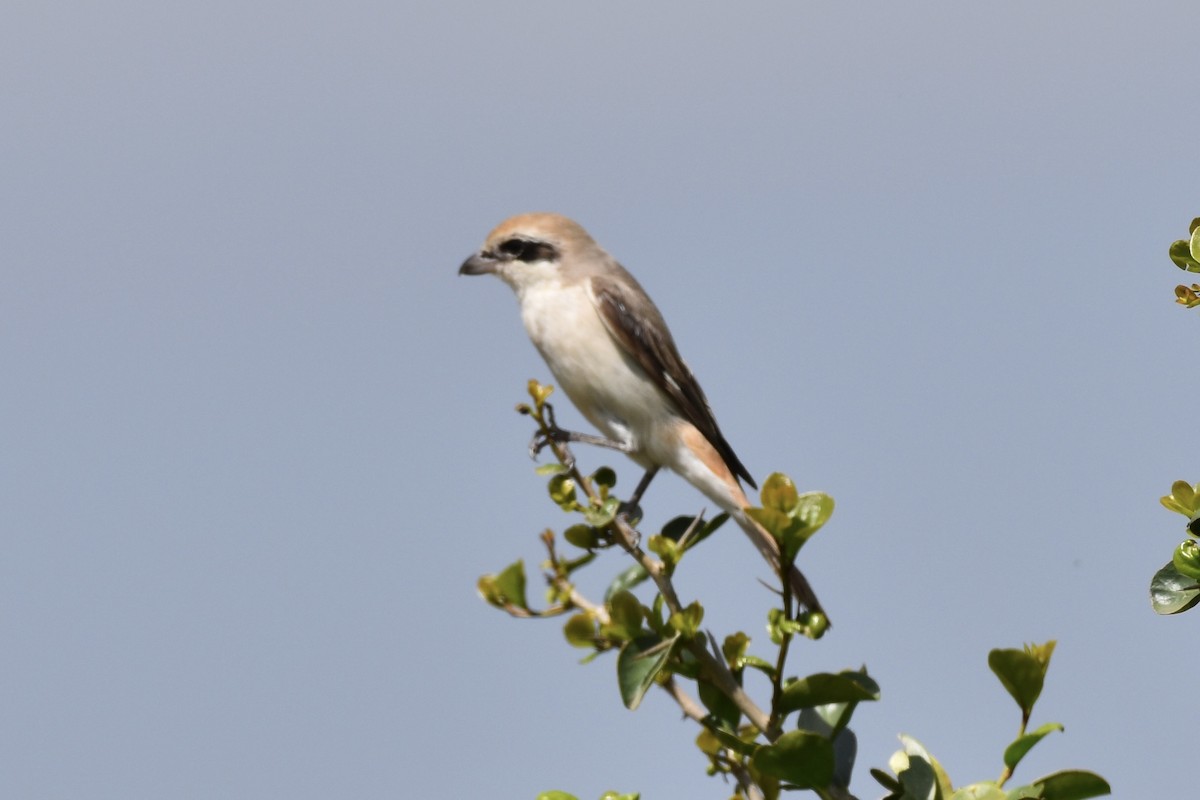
xmin=589 ymin=272 xmax=757 ymax=489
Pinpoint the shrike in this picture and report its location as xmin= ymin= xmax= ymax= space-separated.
xmin=459 ymin=212 xmax=823 ymax=615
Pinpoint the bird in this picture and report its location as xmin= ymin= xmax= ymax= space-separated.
xmin=458 ymin=212 xmax=823 ymax=616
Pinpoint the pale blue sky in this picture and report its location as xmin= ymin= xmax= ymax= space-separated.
xmin=3 ymin=2 xmax=1198 ymax=797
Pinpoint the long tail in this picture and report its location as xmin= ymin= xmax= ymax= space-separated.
xmin=668 ymin=421 xmax=827 ymax=619
xmin=730 ymin=507 xmax=827 ymax=619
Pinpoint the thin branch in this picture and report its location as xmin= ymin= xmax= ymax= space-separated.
xmin=608 ymin=511 xmax=772 ymax=735
xmin=661 ymin=678 xmax=764 ymax=800
xmin=768 ymin=559 xmax=796 ymax=737
xmin=534 ymin=411 xmax=776 ymax=735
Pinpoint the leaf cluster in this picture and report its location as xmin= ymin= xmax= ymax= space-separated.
xmin=478 ymin=381 xmax=1108 ymax=799
xmin=1168 ymin=217 xmax=1200 ymax=307
xmin=873 ymin=641 xmax=1108 ymax=800
xmin=1150 ymin=480 xmax=1200 ymax=614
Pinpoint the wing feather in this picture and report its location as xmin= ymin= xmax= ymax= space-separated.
xmin=589 ymin=273 xmax=757 ymax=489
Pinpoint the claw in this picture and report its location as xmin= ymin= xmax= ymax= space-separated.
xmin=615 ymin=514 xmax=642 ymax=549
xmin=529 ymin=428 xmax=574 ymax=470
xmin=616 ymin=500 xmax=643 ymax=526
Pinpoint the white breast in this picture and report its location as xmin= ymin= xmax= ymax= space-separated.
xmin=514 ymin=276 xmax=677 ymax=463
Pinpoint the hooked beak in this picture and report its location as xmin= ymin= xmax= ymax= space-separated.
xmin=458 ymin=253 xmax=497 ymax=276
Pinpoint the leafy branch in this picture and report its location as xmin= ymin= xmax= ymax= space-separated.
xmin=1169 ymin=217 xmax=1200 ymax=307
xmin=479 ymin=381 xmax=1108 ymax=800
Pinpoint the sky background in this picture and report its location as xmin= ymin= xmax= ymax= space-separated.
xmin=3 ymin=1 xmax=1198 ymax=797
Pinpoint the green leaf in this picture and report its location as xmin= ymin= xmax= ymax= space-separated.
xmin=528 ymin=379 xmax=554 ymax=406
xmin=722 ymin=632 xmax=750 ymax=667
xmin=740 ymin=654 xmax=777 ymax=678
xmin=746 ymin=507 xmax=807 ymax=562
xmin=583 ymin=496 xmax=620 ymax=527
xmin=535 ymin=463 xmax=568 ymax=476
xmin=793 ymin=491 xmax=835 ymax=536
xmin=1172 ymin=539 xmax=1200 ymax=580
xmin=761 ymin=472 xmax=800 ymax=513
xmin=605 ymin=563 xmax=649 ymax=600
xmin=830 ymin=727 xmax=857 ymax=790
xmin=481 ymin=560 xmax=528 ymax=610
xmin=548 ymin=474 xmax=578 ymax=509
xmin=1161 ymin=480 xmax=1199 ymax=516
xmin=796 ymin=708 xmax=857 ymax=789
xmin=647 ymin=534 xmax=680 ymax=565
xmin=536 ymin=792 xmax=578 ymax=800
xmin=659 ymin=512 xmax=725 ymax=552
xmin=591 ymin=466 xmax=617 ymax=489
xmin=617 ymin=634 xmax=677 ymax=710
xmin=698 ymin=677 xmax=741 ymax=730
xmin=1150 ymin=560 xmax=1200 ymax=614
xmin=803 ymin=669 xmax=877 ymax=734
xmin=870 ymin=768 xmax=903 ymax=793
xmin=606 ymin=590 xmax=643 ymax=640
xmin=564 ymin=524 xmax=601 ymax=550
xmin=988 ymin=642 xmax=1055 ymax=716
xmin=889 ymin=735 xmax=954 ymax=800
xmin=1191 ymin=225 xmax=1200 ymax=263
xmin=647 ymin=593 xmax=667 ymax=637
xmin=563 ymin=613 xmax=597 ymax=648
xmin=751 ymin=730 xmax=835 ymax=789
xmin=1023 ymin=770 xmax=1111 ymax=800
xmin=665 ymin=638 xmax=700 ymax=679
xmin=779 ymin=671 xmax=881 ymax=713
xmin=949 ymin=784 xmax=1006 ymax=800
xmin=1003 ymin=721 xmax=1064 ymax=770
xmin=667 ymin=601 xmax=704 ymax=638
xmin=694 ymin=727 xmax=722 ymax=756
xmin=1169 ymin=239 xmax=1200 ymax=272
xmin=745 ymin=506 xmax=792 ymax=540
xmin=704 ymin=723 xmax=760 ymax=756
xmin=693 ymin=512 xmax=728 ymax=547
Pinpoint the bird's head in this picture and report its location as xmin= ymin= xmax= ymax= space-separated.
xmin=458 ymin=212 xmax=604 ymax=293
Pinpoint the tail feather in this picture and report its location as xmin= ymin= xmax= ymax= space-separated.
xmin=731 ymin=508 xmax=826 ymax=619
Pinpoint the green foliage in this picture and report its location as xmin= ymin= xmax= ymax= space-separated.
xmin=988 ymin=641 xmax=1055 ymax=721
xmin=477 ymin=559 xmax=529 ymax=611
xmin=874 ymin=642 xmax=1109 ymax=800
xmin=482 ymin=381 xmax=1106 ymax=799
xmin=1169 ymin=218 xmax=1200 ymax=306
xmin=617 ymin=634 xmax=678 ymax=710
xmin=1153 ymin=222 xmax=1200 ymax=604
xmin=751 ymin=730 xmax=835 ymax=789
xmin=1151 ymin=479 xmax=1200 ymax=614
xmin=746 ymin=473 xmax=833 ymax=563
xmin=778 ymin=670 xmax=880 ymax=715
xmin=1003 ymin=723 xmax=1064 ymax=772
xmin=604 ymin=514 xmax=728 ymax=600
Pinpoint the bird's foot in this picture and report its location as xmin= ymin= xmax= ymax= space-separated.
xmin=528 ymin=426 xmax=577 ymax=470
xmin=614 ymin=513 xmax=642 ymax=549
xmin=615 ymin=500 xmax=644 ymax=527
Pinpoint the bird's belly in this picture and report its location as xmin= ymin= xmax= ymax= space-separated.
xmin=519 ymin=282 xmax=673 ymax=459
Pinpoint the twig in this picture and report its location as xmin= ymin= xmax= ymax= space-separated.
xmin=662 ymin=678 xmax=764 ymax=800
xmin=768 ymin=559 xmax=795 ymax=737
xmin=533 ymin=413 xmax=776 ymax=738
xmin=609 ymin=512 xmax=772 ymax=735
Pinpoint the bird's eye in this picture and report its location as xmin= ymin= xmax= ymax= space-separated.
xmin=498 ymin=238 xmax=529 ymax=259
xmin=496 ymin=238 xmax=558 ymax=263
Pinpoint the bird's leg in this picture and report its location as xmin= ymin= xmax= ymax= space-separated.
xmin=618 ymin=466 xmax=660 ymax=526
xmin=529 ymin=402 xmax=631 ymax=466
xmin=629 ymin=466 xmax=660 ymax=507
